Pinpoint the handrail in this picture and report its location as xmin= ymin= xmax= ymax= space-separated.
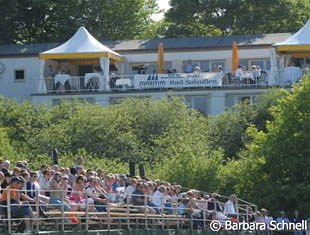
xmin=0 ymin=188 xmax=259 ymax=234
xmin=35 ymin=70 xmax=307 ymax=94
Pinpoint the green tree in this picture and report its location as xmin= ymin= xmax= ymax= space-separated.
xmin=207 ymin=102 xmax=257 ymax=158
xmin=164 ymin=0 xmax=221 ymax=37
xmin=83 ymin=0 xmax=159 ymax=40
xmin=164 ymin=0 xmax=310 ymax=37
xmin=220 ymin=76 xmax=310 ymax=215
xmin=0 ymin=0 xmax=159 ymax=44
xmin=0 ymin=128 xmax=14 ymax=157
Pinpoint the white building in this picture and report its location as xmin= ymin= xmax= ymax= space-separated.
xmin=0 ymin=27 xmax=305 ymax=115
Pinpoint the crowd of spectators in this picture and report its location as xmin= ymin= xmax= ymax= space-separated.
xmin=0 ymin=158 xmax=308 ymax=233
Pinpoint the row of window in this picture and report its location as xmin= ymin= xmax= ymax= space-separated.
xmin=131 ymin=58 xmax=272 ymax=74
xmin=108 ymin=95 xmax=258 ymax=115
xmin=10 ymin=58 xmax=272 ymax=81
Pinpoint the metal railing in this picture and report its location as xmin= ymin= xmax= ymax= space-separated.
xmin=0 ymin=189 xmax=258 ymax=234
xmin=35 ymin=70 xmax=308 ymax=95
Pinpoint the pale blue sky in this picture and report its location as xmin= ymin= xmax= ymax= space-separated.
xmin=152 ymin=0 xmax=171 ymax=21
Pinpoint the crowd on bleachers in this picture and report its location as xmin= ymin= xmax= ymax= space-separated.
xmin=0 ymin=158 xmax=308 ymax=234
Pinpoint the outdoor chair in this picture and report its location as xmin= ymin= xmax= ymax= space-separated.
xmin=86 ymin=77 xmax=99 ymax=91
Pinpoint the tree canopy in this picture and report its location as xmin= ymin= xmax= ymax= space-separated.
xmin=1 ymin=0 xmax=310 ymax=43
xmin=0 ymin=0 xmax=159 ymax=44
xmin=164 ymin=0 xmax=310 ymax=37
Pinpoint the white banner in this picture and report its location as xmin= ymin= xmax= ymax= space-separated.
xmin=134 ymin=72 xmax=223 ymax=89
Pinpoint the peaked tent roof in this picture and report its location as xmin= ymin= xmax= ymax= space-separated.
xmin=275 ymin=19 xmax=310 ymax=52
xmin=39 ymin=27 xmax=122 ymax=61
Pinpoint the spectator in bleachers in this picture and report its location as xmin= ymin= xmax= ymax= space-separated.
xmin=26 ymin=171 xmax=39 ymax=199
xmin=276 ymin=211 xmax=290 ymax=223
xmin=256 ymin=208 xmax=269 ymax=224
xmin=132 ymin=183 xmax=150 ymax=213
xmin=12 ymin=167 xmax=21 ymax=177
xmin=124 ymin=178 xmax=137 ymax=203
xmin=151 ymin=185 xmax=166 ymax=212
xmin=70 ymin=175 xmax=95 ymax=212
xmin=86 ymin=176 xmax=108 ymax=212
xmin=37 ymin=164 xmax=48 ymax=182
xmin=0 ymin=171 xmax=4 ymax=192
xmin=48 ymin=172 xmax=71 ymax=211
xmin=1 ymin=172 xmax=12 ymax=193
xmin=245 ymin=207 xmax=255 ymax=222
xmin=207 ymin=193 xmax=223 ymax=212
xmin=1 ymin=160 xmax=10 ymax=170
xmin=112 ymin=174 xmax=120 ymax=191
xmin=223 ymin=194 xmax=237 ymax=217
xmin=96 ymin=168 xmax=105 ymax=181
xmin=178 ymin=197 xmax=189 ymax=216
xmin=1 ymin=176 xmax=34 ymax=232
xmin=39 ymin=170 xmax=51 ymax=196
xmin=68 ymin=167 xmax=77 ymax=188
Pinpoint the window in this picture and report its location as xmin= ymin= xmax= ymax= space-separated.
xmin=110 ymin=96 xmax=151 ymax=105
xmin=15 ymin=70 xmax=25 ymax=80
xmin=185 ymin=96 xmax=208 ymax=115
xmin=226 ymin=94 xmax=259 ymax=108
xmin=130 ymin=62 xmax=172 ymax=74
xmin=210 ymin=61 xmax=225 ymax=72
xmin=236 ymin=96 xmax=251 ymax=103
xmin=145 ymin=62 xmax=172 ymax=74
xmin=52 ymin=97 xmax=95 ymax=106
xmin=182 ymin=60 xmax=225 ymax=72
xmin=248 ymin=59 xmax=271 ymax=70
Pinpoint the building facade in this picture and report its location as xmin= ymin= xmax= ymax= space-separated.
xmin=0 ymin=33 xmax=293 ymax=115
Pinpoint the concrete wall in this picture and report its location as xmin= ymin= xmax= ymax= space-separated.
xmin=0 ymin=57 xmax=40 ymax=100
xmin=32 ymin=88 xmax=267 ymax=115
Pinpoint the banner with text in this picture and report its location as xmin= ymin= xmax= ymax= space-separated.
xmin=133 ymin=73 xmax=223 ymax=89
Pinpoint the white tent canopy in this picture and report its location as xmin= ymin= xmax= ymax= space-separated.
xmin=274 ymin=19 xmax=310 ymax=52
xmin=38 ymin=27 xmax=124 ymax=93
xmin=39 ymin=27 xmax=122 ymax=61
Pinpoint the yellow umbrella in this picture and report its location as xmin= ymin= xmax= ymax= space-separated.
xmin=231 ymin=42 xmax=240 ymax=72
xmin=157 ymin=43 xmax=165 ymax=74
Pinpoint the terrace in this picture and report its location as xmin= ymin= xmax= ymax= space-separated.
xmin=36 ymin=69 xmax=304 ymax=95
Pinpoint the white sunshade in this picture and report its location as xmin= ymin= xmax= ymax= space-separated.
xmin=39 ymin=27 xmax=122 ymax=61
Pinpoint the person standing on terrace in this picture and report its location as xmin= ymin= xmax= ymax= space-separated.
xmin=183 ymin=60 xmax=194 ymax=73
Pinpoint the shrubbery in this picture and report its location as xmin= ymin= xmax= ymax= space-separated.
xmin=0 ymin=76 xmax=309 ymax=216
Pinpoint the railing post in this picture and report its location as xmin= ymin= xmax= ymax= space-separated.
xmin=107 ymin=203 xmax=111 ymax=231
xmin=203 ymin=199 xmax=206 ymax=231
xmin=7 ymin=189 xmax=11 ymax=234
xmin=36 ymin=190 xmax=40 ymax=232
xmin=144 ymin=194 xmax=148 ymax=229
xmin=61 ymin=191 xmax=65 ymax=233
xmin=190 ymin=198 xmax=193 ymax=230
xmin=126 ymin=199 xmax=130 ymax=230
xmin=236 ymin=198 xmax=239 ymax=221
xmin=161 ymin=195 xmax=164 ymax=230
xmin=85 ymin=191 xmax=89 ymax=232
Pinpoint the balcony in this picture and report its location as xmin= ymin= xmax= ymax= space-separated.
xmin=36 ymin=70 xmax=305 ymax=95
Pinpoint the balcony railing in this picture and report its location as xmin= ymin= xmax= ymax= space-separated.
xmin=36 ymin=70 xmax=306 ymax=94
